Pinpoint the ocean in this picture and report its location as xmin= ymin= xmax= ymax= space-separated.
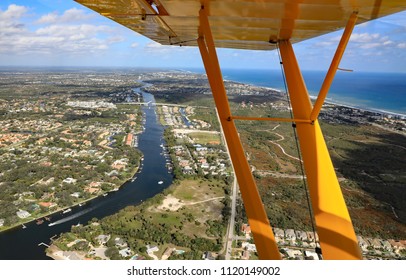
xmin=189 ymin=68 xmax=406 ymax=116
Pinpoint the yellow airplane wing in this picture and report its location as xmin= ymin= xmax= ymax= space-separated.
xmin=75 ymin=0 xmax=405 ymax=50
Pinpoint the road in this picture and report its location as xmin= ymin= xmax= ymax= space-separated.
xmin=214 ymin=108 xmax=238 ymax=260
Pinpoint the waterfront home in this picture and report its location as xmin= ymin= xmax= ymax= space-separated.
xmin=16 ymin=209 xmax=31 ymax=219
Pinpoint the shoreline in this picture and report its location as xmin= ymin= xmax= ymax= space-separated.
xmin=222 ymin=74 xmax=406 ymax=118
xmin=308 ymin=95 xmax=406 ymax=119
xmin=0 ymin=164 xmax=140 ymax=233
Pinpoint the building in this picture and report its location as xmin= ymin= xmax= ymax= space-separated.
xmin=304 ymin=251 xmax=320 ymax=260
xmin=119 ymin=248 xmax=132 ymax=258
xmin=285 ymin=229 xmax=296 ymax=242
xmin=241 ymin=242 xmax=256 ymax=252
xmin=162 ymin=247 xmax=175 ymax=260
xmin=146 ymin=244 xmax=159 ymax=254
xmin=96 ymin=234 xmax=111 ymax=245
xmin=63 ymin=177 xmax=77 ymax=184
xmin=16 ymin=210 xmax=31 ymax=219
xmin=296 ymin=230 xmax=308 ymax=241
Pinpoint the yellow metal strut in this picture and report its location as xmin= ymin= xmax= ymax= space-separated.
xmin=197 ymin=6 xmax=281 ymax=260
xmin=278 ymin=39 xmax=362 ymax=259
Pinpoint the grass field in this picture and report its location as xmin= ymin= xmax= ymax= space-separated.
xmin=188 ymin=132 xmax=221 ymax=145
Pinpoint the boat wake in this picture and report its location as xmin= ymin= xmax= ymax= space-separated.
xmin=48 ymin=207 xmax=95 ymax=227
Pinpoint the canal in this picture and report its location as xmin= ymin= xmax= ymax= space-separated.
xmin=0 ymin=89 xmax=173 ymax=260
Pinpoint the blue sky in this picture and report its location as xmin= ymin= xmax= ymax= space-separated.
xmin=0 ymin=1 xmax=405 ymax=72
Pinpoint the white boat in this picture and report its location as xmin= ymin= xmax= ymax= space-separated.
xmin=78 ymin=203 xmax=84 ymax=207
xmin=22 ymin=224 xmax=26 ymax=229
xmin=48 ymin=223 xmax=55 ymax=227
xmin=62 ymin=208 xmax=72 ymax=214
xmin=102 ymin=193 xmax=108 ymax=197
xmin=158 ymin=181 xmax=163 ymax=184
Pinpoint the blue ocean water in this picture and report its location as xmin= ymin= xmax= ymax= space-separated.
xmin=189 ymin=68 xmax=406 ymax=115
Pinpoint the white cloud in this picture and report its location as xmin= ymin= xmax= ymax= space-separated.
xmin=37 ymin=8 xmax=93 ymax=24
xmin=145 ymin=42 xmax=184 ymax=54
xmin=398 ymin=43 xmax=406 ymax=49
xmin=0 ymin=5 xmax=121 ymax=57
xmin=131 ymin=42 xmax=139 ymax=48
xmin=350 ymin=33 xmax=380 ymax=43
xmin=0 ymin=4 xmax=27 ymax=20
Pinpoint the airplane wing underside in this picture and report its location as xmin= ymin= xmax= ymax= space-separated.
xmin=75 ymin=0 xmax=405 ymax=50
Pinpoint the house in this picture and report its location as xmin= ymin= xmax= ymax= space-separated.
xmin=70 ymin=192 xmax=81 ymax=198
xmin=182 ymin=166 xmax=194 ymax=175
xmin=38 ymin=202 xmax=57 ymax=209
xmin=241 ymin=223 xmax=251 ymax=238
xmin=162 ymin=247 xmax=175 ymax=260
xmin=62 ymin=251 xmax=81 ymax=260
xmin=304 ymin=251 xmax=320 ymax=260
xmin=16 ymin=210 xmax=31 ymax=219
xmin=241 ymin=242 xmax=256 ymax=252
xmin=96 ymin=234 xmax=111 ymax=245
xmin=389 ymin=239 xmax=406 ymax=251
xmin=203 ymin=251 xmax=217 ymax=260
xmin=105 ymin=170 xmax=119 ymax=177
xmin=241 ymin=250 xmax=250 ymax=260
xmin=119 ymin=248 xmax=132 ymax=258
xmin=307 ymin=232 xmax=315 ymax=242
xmin=381 ymin=240 xmax=392 ymax=251
xmin=357 ymin=236 xmax=369 ymax=251
xmin=285 ymin=249 xmax=302 ymax=259
xmin=285 ymin=229 xmax=296 ymax=242
xmin=146 ymin=244 xmax=159 ymax=254
xmin=296 ymin=231 xmax=308 ymax=241
xmin=63 ymin=177 xmax=77 ymax=184
xmin=114 ymin=237 xmax=127 ymax=248
xmin=273 ymin=228 xmax=285 ymax=238
xmin=0 ymin=219 xmax=4 ymax=227
xmin=370 ymin=238 xmax=383 ymax=249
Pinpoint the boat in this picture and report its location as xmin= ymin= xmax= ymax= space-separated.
xmin=102 ymin=193 xmax=108 ymax=197
xmin=62 ymin=208 xmax=72 ymax=214
xmin=78 ymin=203 xmax=84 ymax=207
xmin=44 ymin=216 xmax=51 ymax=221
xmin=22 ymin=224 xmax=26 ymax=229
xmin=158 ymin=181 xmax=163 ymax=184
xmin=131 ymin=177 xmax=137 ymax=182
xmin=36 ymin=219 xmax=44 ymax=225
xmin=48 ymin=223 xmax=55 ymax=227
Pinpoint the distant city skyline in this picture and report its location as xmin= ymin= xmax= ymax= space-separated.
xmin=0 ymin=1 xmax=405 ymax=72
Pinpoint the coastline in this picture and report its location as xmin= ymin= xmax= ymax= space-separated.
xmin=308 ymin=95 xmax=406 ymax=119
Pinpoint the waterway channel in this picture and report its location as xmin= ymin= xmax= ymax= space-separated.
xmin=0 ymin=88 xmax=173 ymax=260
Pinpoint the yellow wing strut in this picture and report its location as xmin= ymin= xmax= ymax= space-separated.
xmin=198 ymin=6 xmax=281 ymax=260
